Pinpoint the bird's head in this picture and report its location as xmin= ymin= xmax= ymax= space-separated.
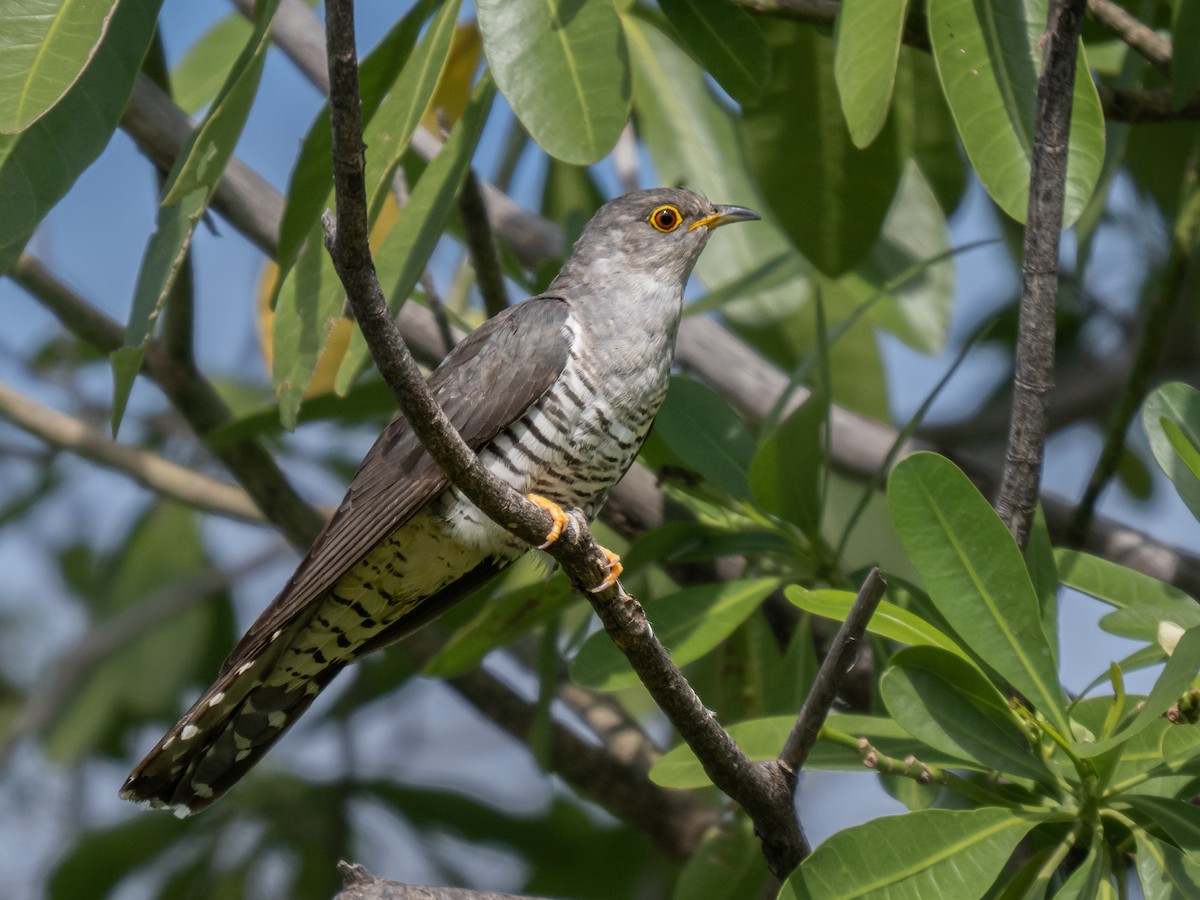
xmin=553 ymin=188 xmax=760 ymax=291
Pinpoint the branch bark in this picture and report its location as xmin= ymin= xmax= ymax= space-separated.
xmin=336 ymin=863 xmax=547 ymax=900
xmin=994 ymin=0 xmax=1089 ymax=549
xmin=321 ymin=0 xmax=807 ymax=875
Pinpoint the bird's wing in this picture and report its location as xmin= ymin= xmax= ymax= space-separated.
xmin=220 ymin=295 xmax=573 ymax=675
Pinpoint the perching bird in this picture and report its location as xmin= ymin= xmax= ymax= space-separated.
xmin=120 ymin=187 xmax=759 ymax=815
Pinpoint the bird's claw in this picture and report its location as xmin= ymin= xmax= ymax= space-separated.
xmin=527 ymin=494 xmax=570 ymax=550
xmin=587 ymin=547 xmax=624 ymax=593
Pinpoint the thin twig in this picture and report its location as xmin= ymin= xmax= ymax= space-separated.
xmin=336 ymin=862 xmax=548 ymax=900
xmin=779 ymin=568 xmax=887 ymax=772
xmin=0 ymin=382 xmax=265 ymax=524
xmin=322 ymin=0 xmax=806 ymax=875
xmin=995 ymin=0 xmax=1089 ymax=550
xmin=1088 ymin=0 xmax=1172 ymax=75
xmin=459 ymin=169 xmax=510 ymax=318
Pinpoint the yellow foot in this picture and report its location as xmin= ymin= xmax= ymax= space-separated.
xmin=587 ymin=546 xmax=624 ymax=593
xmin=527 ymin=494 xmax=570 ymax=550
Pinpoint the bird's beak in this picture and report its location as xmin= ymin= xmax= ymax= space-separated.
xmin=689 ymin=204 xmax=761 ymax=231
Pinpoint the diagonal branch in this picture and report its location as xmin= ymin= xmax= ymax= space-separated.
xmin=321 ymin=0 xmax=806 ymax=876
xmin=780 ymin=568 xmax=886 ymax=773
xmin=0 ymin=382 xmax=265 ymax=524
xmin=1087 ymin=0 xmax=1172 ymax=75
xmin=994 ymin=0 xmax=1089 ymax=549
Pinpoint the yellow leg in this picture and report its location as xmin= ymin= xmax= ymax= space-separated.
xmin=587 ymin=546 xmax=624 ymax=593
xmin=527 ymin=494 xmax=570 ymax=550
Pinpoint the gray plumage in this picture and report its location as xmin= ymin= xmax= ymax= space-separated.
xmin=120 ymin=187 xmax=758 ymax=814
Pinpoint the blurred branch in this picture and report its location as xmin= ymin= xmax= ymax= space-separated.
xmin=1088 ymin=0 xmax=1172 ymax=75
xmin=0 ymin=382 xmax=265 ymax=524
xmin=994 ymin=0 xmax=1088 ymax=549
xmin=0 ymin=548 xmax=282 ymax=769
xmin=9 ymin=253 xmax=325 ymax=548
xmin=403 ymin=628 xmax=714 ymax=860
xmin=323 ymin=0 xmax=807 ymax=875
xmin=336 ymin=863 xmax=547 ymax=900
xmin=734 ymin=0 xmax=1200 ymax=122
xmin=1071 ymin=145 xmax=1200 ymax=541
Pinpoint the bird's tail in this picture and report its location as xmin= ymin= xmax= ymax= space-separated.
xmin=119 ymin=632 xmax=342 ymax=816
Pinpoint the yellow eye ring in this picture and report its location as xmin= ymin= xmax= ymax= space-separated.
xmin=649 ymin=204 xmax=683 ymax=233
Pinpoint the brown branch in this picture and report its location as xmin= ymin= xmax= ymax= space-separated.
xmin=336 ymin=863 xmax=547 ymax=900
xmin=1088 ymin=0 xmax=1173 ymax=75
xmin=0 ymin=382 xmax=265 ymax=524
xmin=780 ymin=568 xmax=886 ymax=773
xmin=322 ymin=0 xmax=806 ymax=875
xmin=994 ymin=0 xmax=1089 ymax=549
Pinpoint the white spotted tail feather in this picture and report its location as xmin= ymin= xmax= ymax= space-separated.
xmin=119 ymin=619 xmax=339 ymax=814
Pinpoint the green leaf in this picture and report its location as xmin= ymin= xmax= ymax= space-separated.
xmin=781 ymin=808 xmax=1039 ymax=899
xmin=476 ymin=0 xmax=630 ymax=164
xmin=840 ymin=162 xmax=955 ymax=355
xmin=1137 ymin=830 xmax=1200 ymax=900
xmin=276 ymin=0 xmax=437 ymax=273
xmin=1143 ymin=382 xmax=1200 ymax=522
xmin=169 ymin=12 xmax=253 ymax=114
xmin=834 ymin=0 xmax=911 ymax=147
xmin=273 ymin=0 xmax=462 ymax=423
xmin=1056 ymin=547 xmax=1198 ymax=610
xmin=1125 ymin=795 xmax=1200 ymax=857
xmin=1025 ymin=509 xmax=1059 ymax=668
xmin=1099 ymin=606 xmax=1200 ymax=643
xmin=424 ymin=573 xmax=574 ymax=678
xmin=658 ymin=0 xmax=768 ymax=106
xmin=744 ymin=19 xmax=902 ymax=276
xmin=1172 ymin=0 xmax=1200 ymax=112
xmin=927 ymin=0 xmax=1104 ymax=225
xmin=1055 ymin=843 xmax=1109 ymax=900
xmin=650 ymin=713 xmax=976 ymax=789
xmin=881 ymin=646 xmax=1049 ymax=781
xmin=112 ymin=0 xmax=277 ymax=434
xmin=0 ymin=0 xmax=119 ymax=133
xmin=887 ymin=452 xmax=1069 ymax=734
xmin=1074 ymin=626 xmax=1200 ymax=757
xmin=570 ymin=578 xmax=778 ymax=691
xmin=332 ymin=76 xmax=496 ymax=395
xmin=652 ymin=377 xmax=756 ymax=499
xmin=785 ymin=586 xmax=970 ymax=660
xmin=0 ymin=0 xmax=162 ymax=274
xmin=673 ymin=813 xmax=769 ymax=900
xmin=749 ymin=395 xmax=825 ymax=537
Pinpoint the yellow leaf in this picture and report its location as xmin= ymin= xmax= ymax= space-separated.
xmin=420 ymin=21 xmax=482 ymax=133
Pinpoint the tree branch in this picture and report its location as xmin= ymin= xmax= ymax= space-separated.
xmin=321 ymin=0 xmax=806 ymax=875
xmin=459 ymin=169 xmax=510 ymax=318
xmin=0 ymin=382 xmax=265 ymax=524
xmin=336 ymin=863 xmax=548 ymax=900
xmin=779 ymin=568 xmax=886 ymax=773
xmin=995 ymin=0 xmax=1089 ymax=549
xmin=1088 ymin=0 xmax=1173 ymax=75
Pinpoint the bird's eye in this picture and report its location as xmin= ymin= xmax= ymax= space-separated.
xmin=649 ymin=205 xmax=682 ymax=233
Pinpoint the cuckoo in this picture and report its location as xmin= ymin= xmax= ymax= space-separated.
xmin=121 ymin=187 xmax=759 ymax=815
